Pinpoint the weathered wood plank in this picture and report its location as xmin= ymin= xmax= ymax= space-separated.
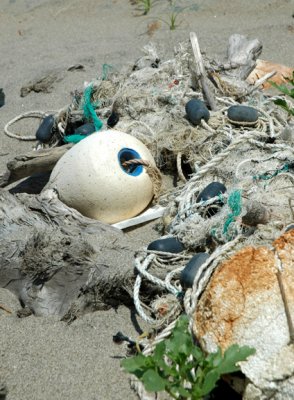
xmin=0 ymin=144 xmax=73 ymax=187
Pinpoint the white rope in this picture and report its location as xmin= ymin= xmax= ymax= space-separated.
xmin=248 ymin=139 xmax=294 ymax=153
xmin=4 ymin=111 xmax=49 ymax=140
xmin=255 ymin=107 xmax=276 ymax=137
xmin=165 ymin=266 xmax=184 ymax=289
xmin=200 ymin=119 xmax=215 ymax=133
xmin=185 ymin=237 xmax=240 ymax=318
xmin=176 ymin=152 xmax=187 ymax=183
xmin=135 ymin=256 xmax=182 ymax=295
xmin=143 ymin=319 xmax=178 ymax=356
xmin=133 ymin=255 xmax=157 ymax=324
xmin=133 ymin=254 xmax=182 ymax=325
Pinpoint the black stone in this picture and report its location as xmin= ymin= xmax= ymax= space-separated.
xmin=147 ymin=237 xmax=184 ymax=253
xmin=0 ymin=88 xmax=5 ymax=108
xmin=285 ymin=224 xmax=294 ymax=232
xmin=197 ymin=182 xmax=226 ymax=217
xmin=107 ymin=111 xmax=119 ymax=128
xmin=74 ymin=122 xmax=96 ymax=136
xmin=180 ymin=253 xmax=210 ymax=289
xmin=227 ymin=105 xmax=258 ymax=125
xmin=64 ymin=120 xmax=84 ymax=135
xmin=185 ymin=99 xmax=210 ymax=126
xmin=36 ymin=115 xmax=55 ymax=143
xmin=197 ymin=182 xmax=226 ymax=203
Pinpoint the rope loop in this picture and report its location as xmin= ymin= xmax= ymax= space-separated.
xmin=4 ymin=111 xmax=51 ymax=141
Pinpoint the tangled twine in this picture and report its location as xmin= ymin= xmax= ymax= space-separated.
xmin=2 ymin=39 xmax=293 ymax=400
xmin=122 ymin=159 xmax=162 ymax=202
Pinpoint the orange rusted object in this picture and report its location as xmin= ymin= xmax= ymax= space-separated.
xmin=247 ymin=59 xmax=293 ymax=89
xmin=194 ymin=229 xmax=294 ymax=350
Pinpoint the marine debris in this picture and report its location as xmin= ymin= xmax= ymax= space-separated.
xmin=1 ymin=32 xmax=294 ymax=399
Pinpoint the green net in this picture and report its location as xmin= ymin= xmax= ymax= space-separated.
xmin=223 ymin=190 xmax=242 ymax=239
xmin=83 ymin=84 xmax=103 ymax=131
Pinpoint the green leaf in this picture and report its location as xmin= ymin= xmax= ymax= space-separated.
xmin=206 ymin=347 xmax=223 ymax=368
xmin=153 ymin=341 xmax=166 ymax=363
xmin=191 ymin=345 xmax=204 ymax=361
xmin=121 ymin=354 xmax=151 ymax=378
xmin=274 ymin=98 xmax=288 ymax=108
xmin=217 ymin=344 xmax=255 ymax=375
xmin=141 ymin=369 xmax=166 ymax=392
xmin=176 ymin=314 xmax=190 ymax=329
xmin=270 ymin=81 xmax=291 ymax=96
xmin=199 ymin=369 xmax=220 ymax=396
xmin=176 ymin=385 xmax=191 ymax=397
xmin=166 ymin=316 xmax=193 ymax=357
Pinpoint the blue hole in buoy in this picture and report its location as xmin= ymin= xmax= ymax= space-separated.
xmin=118 ymin=148 xmax=143 ymax=176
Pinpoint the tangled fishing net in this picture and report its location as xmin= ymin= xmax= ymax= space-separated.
xmin=4 ymin=34 xmax=294 ymax=399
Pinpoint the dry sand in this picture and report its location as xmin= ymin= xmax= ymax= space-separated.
xmin=0 ymin=0 xmax=293 ymax=399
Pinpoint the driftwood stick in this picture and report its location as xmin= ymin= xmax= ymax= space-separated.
xmin=227 ymin=34 xmax=262 ymax=80
xmin=277 ymin=270 xmax=294 ymax=345
xmin=0 ymin=144 xmax=73 ymax=187
xmin=190 ymin=32 xmax=217 ymax=111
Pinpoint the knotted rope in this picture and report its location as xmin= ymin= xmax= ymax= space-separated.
xmin=122 ymin=158 xmax=162 ymax=201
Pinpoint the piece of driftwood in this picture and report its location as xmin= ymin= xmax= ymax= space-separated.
xmin=190 ymin=32 xmax=217 ymax=111
xmin=0 ymin=189 xmax=163 ymax=321
xmin=0 ymin=144 xmax=73 ymax=188
xmin=20 ymin=71 xmax=63 ymax=97
xmin=227 ymin=34 xmax=262 ymax=80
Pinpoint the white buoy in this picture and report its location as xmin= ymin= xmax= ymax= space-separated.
xmin=47 ymin=130 xmax=157 ymax=224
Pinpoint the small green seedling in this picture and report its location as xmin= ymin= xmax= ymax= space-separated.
xmin=168 ymin=10 xmax=180 ymax=30
xmin=270 ymin=71 xmax=294 ymax=117
xmin=158 ymin=1 xmax=182 ymax=30
xmin=137 ymin=0 xmax=153 ymax=15
xmin=121 ymin=315 xmax=255 ymax=399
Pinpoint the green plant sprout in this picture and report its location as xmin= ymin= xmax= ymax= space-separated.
xmin=159 ymin=1 xmax=199 ymax=31
xmin=169 ymin=9 xmax=180 ymax=30
xmin=121 ymin=315 xmax=255 ymax=399
xmin=270 ymin=71 xmax=294 ymax=117
xmin=137 ymin=0 xmax=153 ymax=15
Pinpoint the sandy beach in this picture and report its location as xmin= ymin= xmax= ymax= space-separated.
xmin=0 ymin=1 xmax=293 ymax=399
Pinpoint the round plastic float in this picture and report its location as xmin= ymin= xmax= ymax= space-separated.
xmin=47 ymin=130 xmax=156 ymax=224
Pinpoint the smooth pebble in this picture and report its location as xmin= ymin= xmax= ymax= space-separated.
xmin=227 ymin=105 xmax=258 ymax=126
xmin=147 ymin=237 xmax=184 ymax=253
xmin=197 ymin=182 xmax=226 ymax=217
xmin=74 ymin=122 xmax=96 ymax=136
xmin=180 ymin=253 xmax=210 ymax=289
xmin=185 ymin=99 xmax=210 ymax=126
xmin=36 ymin=115 xmax=55 ymax=143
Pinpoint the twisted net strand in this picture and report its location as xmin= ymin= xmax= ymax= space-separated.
xmin=123 ymin=159 xmax=162 ymax=201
